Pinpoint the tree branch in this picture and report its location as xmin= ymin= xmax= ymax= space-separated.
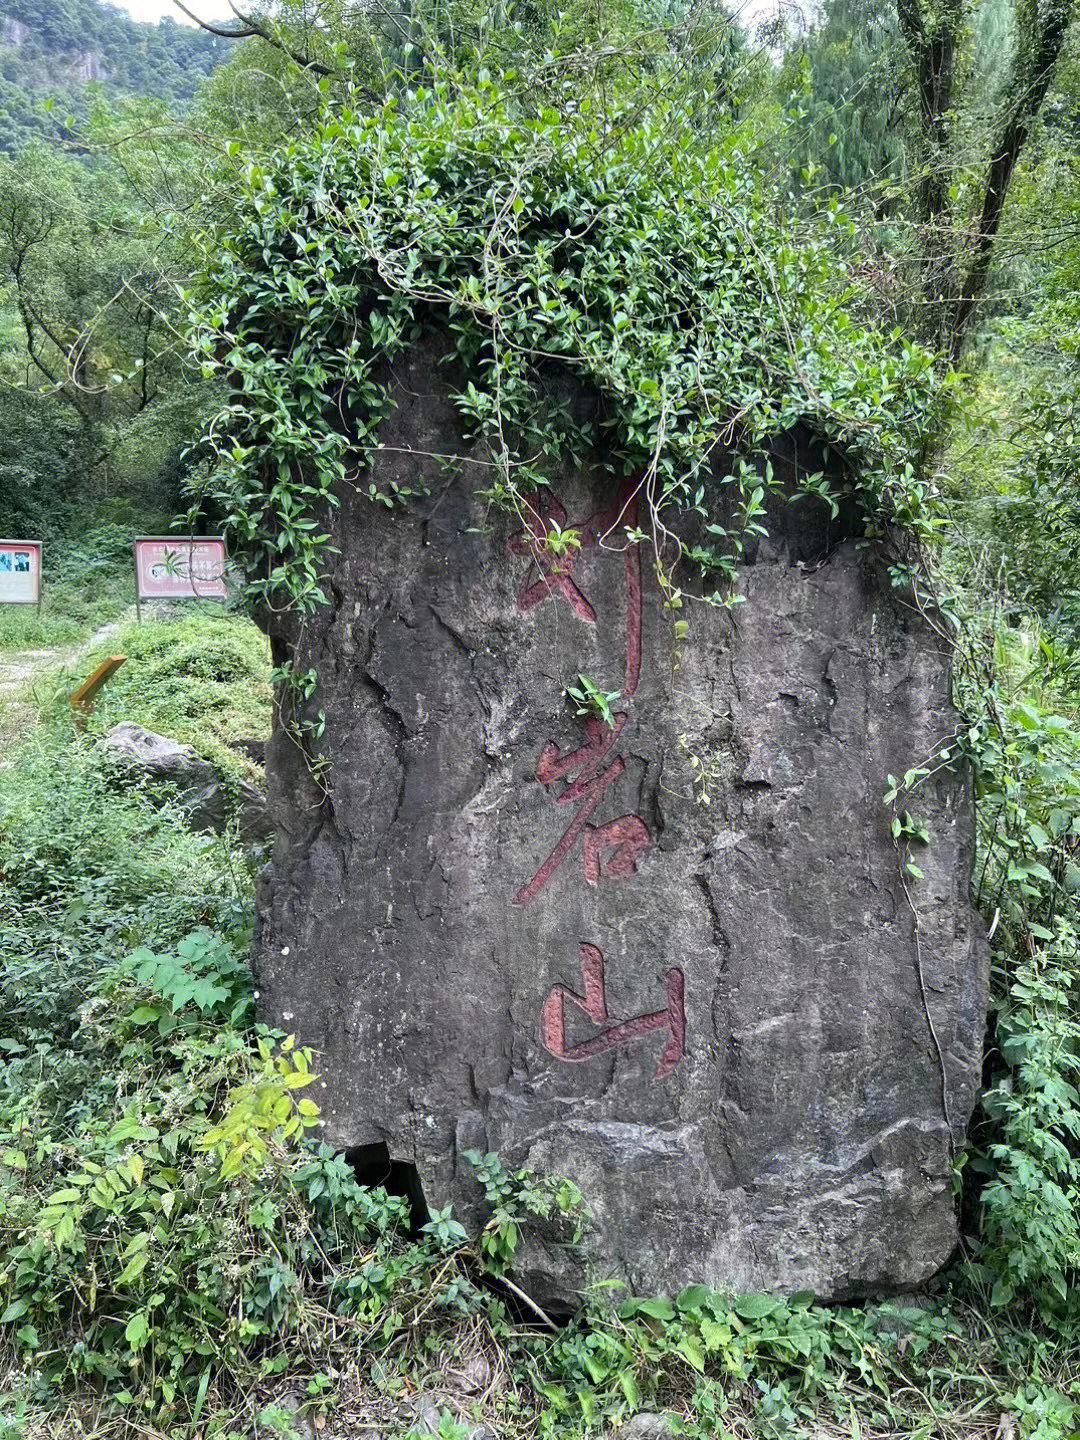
xmin=170 ymin=0 xmax=337 ymax=75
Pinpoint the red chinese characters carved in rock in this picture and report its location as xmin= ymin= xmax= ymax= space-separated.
xmin=540 ymin=943 xmax=686 ymax=1080
xmin=509 ymin=497 xmax=599 ymax=624
xmin=512 ymin=489 xmax=649 ymax=906
xmin=512 ymin=714 xmax=651 ymax=905
xmin=511 ymin=480 xmax=687 ymax=1082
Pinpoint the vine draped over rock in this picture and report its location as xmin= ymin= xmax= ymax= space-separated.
xmin=189 ymin=71 xmax=948 ymax=613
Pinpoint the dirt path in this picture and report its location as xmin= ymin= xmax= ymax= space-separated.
xmin=0 ymin=609 xmax=135 ymax=750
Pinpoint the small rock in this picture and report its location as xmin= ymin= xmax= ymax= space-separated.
xmin=406 ymin=1396 xmax=444 ymax=1437
xmin=185 ymin=772 xmax=270 ymax=841
xmin=614 ymin=1416 xmax=676 ymax=1440
xmin=102 ymin=722 xmax=271 ymax=840
xmin=103 ymin=721 xmax=213 ymax=784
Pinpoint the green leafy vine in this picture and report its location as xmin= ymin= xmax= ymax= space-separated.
xmin=188 ymin=68 xmax=948 ymax=619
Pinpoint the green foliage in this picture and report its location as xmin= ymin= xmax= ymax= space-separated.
xmin=531 ymin=1287 xmax=1079 ymax=1437
xmin=0 ymin=724 xmax=248 ymax=1133
xmin=891 ymin=610 xmax=1080 ymax=1316
xmin=191 ymin=66 xmax=946 ymax=615
xmin=959 ymin=627 xmax=1080 ymax=939
xmin=0 ymin=692 xmax=446 ymax=1421
xmin=780 ymin=0 xmax=913 ymax=205
xmin=564 ymin=674 xmax=621 ymax=729
xmin=0 ymin=925 xmax=411 ymax=1404
xmin=78 ymin=608 xmax=272 ymax=773
xmin=0 ymin=384 xmax=83 ymax=498
xmin=975 ymin=924 xmax=1080 ymax=1311
xmin=0 ymin=0 xmax=224 ymax=153
xmin=944 ymin=141 xmax=1080 ymax=632
xmin=0 ymin=139 xmax=217 ymax=528
xmin=948 ymin=630 xmax=1080 ymax=1314
xmin=464 ymin=1150 xmax=584 ymax=1274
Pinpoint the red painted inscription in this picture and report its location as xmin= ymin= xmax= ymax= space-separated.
xmin=512 ymin=485 xmax=653 ymax=906
xmin=583 ymin=813 xmax=652 ymax=885
xmin=513 ymin=714 xmax=651 ymax=905
xmin=512 ymin=480 xmax=687 ymax=1081
xmin=509 ymin=498 xmax=598 ymax=623
xmin=540 ymin=943 xmax=686 ymax=1080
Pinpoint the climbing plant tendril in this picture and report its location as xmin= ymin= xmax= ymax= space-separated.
xmin=188 ymin=69 xmax=949 ymax=616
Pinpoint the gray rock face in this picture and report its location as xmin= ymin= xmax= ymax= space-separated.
xmin=255 ymin=348 xmax=987 ymax=1304
xmin=103 ymin=721 xmax=207 ymax=779
xmin=611 ymin=1417 xmax=676 ymax=1440
xmin=103 ymin=722 xmax=270 ymax=841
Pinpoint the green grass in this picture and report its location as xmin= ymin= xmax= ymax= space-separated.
xmin=69 ymin=608 xmax=273 ymax=774
xmin=0 ymin=505 xmax=274 ymax=773
xmin=0 ymin=498 xmax=271 ymax=770
xmin=0 ymin=572 xmax=133 ymax=652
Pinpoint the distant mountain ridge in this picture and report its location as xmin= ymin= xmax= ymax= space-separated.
xmin=0 ymin=0 xmax=229 ymax=150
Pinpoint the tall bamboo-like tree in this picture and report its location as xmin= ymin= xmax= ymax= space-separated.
xmin=897 ymin=0 xmax=1076 ymax=358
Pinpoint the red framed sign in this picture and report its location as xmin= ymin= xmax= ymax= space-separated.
xmin=0 ymin=539 xmax=42 ymax=606
xmin=133 ymin=537 xmax=228 ymax=605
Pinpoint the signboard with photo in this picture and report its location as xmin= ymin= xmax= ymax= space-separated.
xmin=0 ymin=540 xmax=42 ymax=606
xmin=133 ymin=537 xmax=228 ymax=604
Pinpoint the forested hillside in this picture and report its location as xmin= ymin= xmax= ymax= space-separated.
xmin=0 ymin=0 xmax=224 ymax=148
xmin=4 ymin=2 xmax=1080 ymax=1438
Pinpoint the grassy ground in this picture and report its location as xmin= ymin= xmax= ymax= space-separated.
xmin=70 ymin=609 xmax=272 ymax=774
xmin=0 ymin=514 xmax=271 ymax=772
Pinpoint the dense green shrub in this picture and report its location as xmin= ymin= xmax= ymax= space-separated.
xmin=80 ymin=611 xmax=272 ymax=773
xmin=0 ymin=718 xmax=442 ymax=1416
xmin=895 ymin=618 xmax=1080 ymax=1313
xmin=0 ymin=930 xmax=416 ymax=1401
xmin=191 ymin=71 xmax=946 ymax=614
xmin=0 ymin=729 xmax=248 ymax=1129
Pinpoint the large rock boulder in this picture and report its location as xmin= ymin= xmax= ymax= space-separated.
xmin=103 ymin=722 xmax=270 ymax=841
xmin=254 ymin=348 xmax=986 ymax=1304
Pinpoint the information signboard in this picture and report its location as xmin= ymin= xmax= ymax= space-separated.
xmin=133 ymin=537 xmax=228 ymax=609
xmin=0 ymin=540 xmax=42 ymax=607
